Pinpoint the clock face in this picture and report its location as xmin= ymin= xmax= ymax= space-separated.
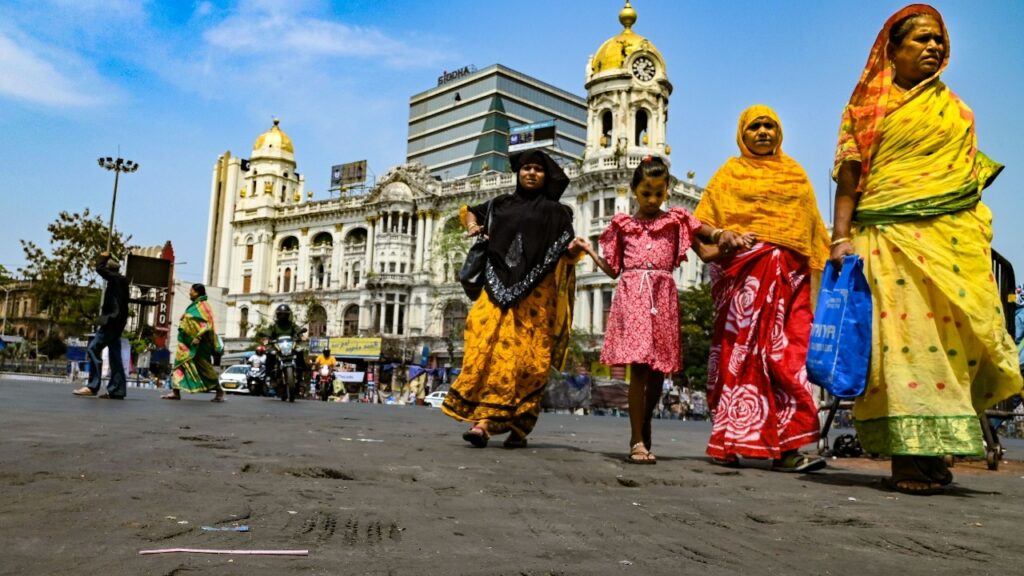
xmin=631 ymin=56 xmax=656 ymax=81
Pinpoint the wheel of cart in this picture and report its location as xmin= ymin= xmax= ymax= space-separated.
xmin=979 ymin=249 xmax=1020 ymax=471
xmin=816 ymin=392 xmax=855 ymax=456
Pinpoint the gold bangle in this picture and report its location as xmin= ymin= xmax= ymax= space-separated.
xmin=830 ymin=237 xmax=852 ymax=247
xmin=710 ymin=229 xmax=724 ymax=243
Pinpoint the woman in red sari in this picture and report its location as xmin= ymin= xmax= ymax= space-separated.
xmin=695 ymin=105 xmax=830 ymax=472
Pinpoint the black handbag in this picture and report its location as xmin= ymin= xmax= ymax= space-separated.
xmin=458 ymin=206 xmax=491 ymax=300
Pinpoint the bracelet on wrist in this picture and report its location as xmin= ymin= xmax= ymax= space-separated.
xmin=710 ymin=228 xmax=724 ymax=244
xmin=830 ymin=237 xmax=852 ymax=247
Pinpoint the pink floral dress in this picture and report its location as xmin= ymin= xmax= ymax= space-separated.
xmin=599 ymin=208 xmax=702 ymax=373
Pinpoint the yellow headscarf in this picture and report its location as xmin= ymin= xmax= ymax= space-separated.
xmin=695 ymin=105 xmax=830 ymax=271
xmin=832 ymin=4 xmax=949 ymax=190
xmin=833 ymin=4 xmax=1001 ymax=223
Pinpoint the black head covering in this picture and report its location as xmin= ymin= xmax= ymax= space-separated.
xmin=191 ymin=283 xmax=206 ymax=297
xmin=467 ymin=150 xmax=574 ymax=309
xmin=510 ymin=150 xmax=570 ymax=201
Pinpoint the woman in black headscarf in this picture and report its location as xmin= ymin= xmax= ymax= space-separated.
xmin=442 ymin=150 xmax=586 ymax=448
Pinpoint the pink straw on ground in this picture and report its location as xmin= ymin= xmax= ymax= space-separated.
xmin=138 ymin=548 xmax=308 ymax=556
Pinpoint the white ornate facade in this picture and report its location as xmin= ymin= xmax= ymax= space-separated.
xmin=203 ymin=2 xmax=707 ymax=363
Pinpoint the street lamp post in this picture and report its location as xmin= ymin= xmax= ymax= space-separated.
xmin=97 ymin=157 xmax=139 ymax=253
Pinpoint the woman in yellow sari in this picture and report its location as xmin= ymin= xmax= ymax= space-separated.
xmin=441 ymin=150 xmax=584 ymax=448
xmin=830 ymin=4 xmax=1022 ymax=494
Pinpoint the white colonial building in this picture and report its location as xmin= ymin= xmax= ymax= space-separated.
xmin=203 ymin=2 xmax=707 ymax=366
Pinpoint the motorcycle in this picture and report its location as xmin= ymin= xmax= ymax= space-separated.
xmin=268 ymin=331 xmax=307 ymax=402
xmin=246 ymin=362 xmax=267 ymax=397
xmin=316 ymin=365 xmax=335 ymax=402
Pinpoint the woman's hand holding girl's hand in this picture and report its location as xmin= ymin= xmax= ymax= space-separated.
xmin=568 ymin=237 xmax=590 ymax=257
xmin=718 ymin=230 xmax=756 ymax=252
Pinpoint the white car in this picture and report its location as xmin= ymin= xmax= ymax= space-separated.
xmin=218 ymin=364 xmax=250 ymax=394
xmin=424 ymin=390 xmax=447 ymax=408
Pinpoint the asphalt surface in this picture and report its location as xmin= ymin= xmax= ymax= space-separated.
xmin=2 ymin=376 xmax=1023 ymax=575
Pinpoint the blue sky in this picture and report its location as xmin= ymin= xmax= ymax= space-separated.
xmin=2 ymin=0 xmax=1022 ymax=283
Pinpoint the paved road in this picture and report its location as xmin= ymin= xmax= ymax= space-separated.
xmin=2 ymin=377 xmax=1023 ymax=575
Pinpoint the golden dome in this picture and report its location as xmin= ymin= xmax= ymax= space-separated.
xmin=590 ymin=1 xmax=663 ymax=74
xmin=253 ymin=118 xmax=294 ymax=154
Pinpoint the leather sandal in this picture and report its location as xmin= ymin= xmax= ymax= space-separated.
xmin=772 ymin=451 xmax=827 ymax=473
xmin=625 ymin=442 xmax=656 ymax=465
xmin=72 ymin=387 xmax=96 ymax=397
xmin=462 ymin=425 xmax=489 ymax=448
xmin=884 ymin=476 xmax=944 ymax=496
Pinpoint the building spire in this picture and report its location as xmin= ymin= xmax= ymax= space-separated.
xmin=619 ymin=1 xmax=637 ymax=31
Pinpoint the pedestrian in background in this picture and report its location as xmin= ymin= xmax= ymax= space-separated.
xmin=580 ymin=155 xmax=751 ymax=464
xmin=73 ymin=252 xmax=130 ymax=400
xmin=162 ymin=283 xmax=225 ymax=402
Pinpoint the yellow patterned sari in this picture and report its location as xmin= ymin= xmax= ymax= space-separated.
xmin=834 ymin=7 xmax=1021 ymax=455
xmin=441 ymin=255 xmax=577 ymax=438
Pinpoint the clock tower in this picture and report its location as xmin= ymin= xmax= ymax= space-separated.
xmin=570 ymin=2 xmax=705 ymax=337
xmin=584 ymin=0 xmax=672 ymax=162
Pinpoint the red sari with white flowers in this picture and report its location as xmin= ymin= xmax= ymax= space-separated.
xmin=705 ymin=243 xmax=820 ymax=460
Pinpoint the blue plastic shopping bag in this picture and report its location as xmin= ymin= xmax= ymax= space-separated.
xmin=806 ymin=255 xmax=872 ymax=399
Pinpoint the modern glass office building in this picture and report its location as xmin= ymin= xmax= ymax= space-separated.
xmin=407 ymin=64 xmax=587 ymax=179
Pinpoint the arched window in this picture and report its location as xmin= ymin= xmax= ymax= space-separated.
xmin=343 ymin=305 xmax=359 ymax=336
xmin=601 ymin=110 xmax=613 ymax=147
xmin=344 ymin=229 xmax=367 ymax=248
xmin=312 ymin=232 xmax=333 ymax=247
xmin=316 ymin=263 xmax=325 ymax=290
xmin=239 ymin=307 xmax=249 ymax=338
xmin=245 ymin=237 xmax=254 ymax=261
xmin=351 ymin=261 xmax=361 ymax=288
xmin=283 ymin=268 xmax=292 ymax=293
xmin=308 ymin=305 xmax=327 ymax=338
xmin=442 ymin=217 xmax=463 ymax=234
xmin=280 ymin=236 xmax=299 ymax=251
xmin=635 ymin=109 xmax=649 ymax=146
xmin=442 ymin=301 xmax=468 ymax=338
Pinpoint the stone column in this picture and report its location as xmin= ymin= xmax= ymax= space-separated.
xmin=413 ymin=212 xmax=425 ymax=272
xmin=592 ymin=287 xmax=604 ymax=334
xmin=423 ymin=212 xmax=435 ymax=280
xmin=365 ymin=217 xmax=376 ymax=275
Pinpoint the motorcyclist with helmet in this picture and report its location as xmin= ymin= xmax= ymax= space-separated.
xmin=258 ymin=304 xmax=309 ymax=398
xmin=313 ymin=347 xmax=338 ymax=401
xmin=246 ymin=345 xmax=268 ymax=396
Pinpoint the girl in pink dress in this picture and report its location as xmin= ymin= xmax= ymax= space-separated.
xmin=579 ymin=156 xmax=753 ymax=463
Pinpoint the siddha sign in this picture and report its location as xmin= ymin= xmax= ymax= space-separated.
xmin=437 ymin=65 xmax=476 ymax=86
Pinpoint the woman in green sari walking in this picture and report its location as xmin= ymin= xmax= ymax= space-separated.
xmin=163 ymin=283 xmax=226 ymax=401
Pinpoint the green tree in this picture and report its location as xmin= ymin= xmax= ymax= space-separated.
xmin=565 ymin=329 xmax=600 ymax=371
xmin=433 ymin=209 xmax=473 ymax=281
xmin=19 ymin=209 xmax=132 ymax=336
xmin=678 ymin=283 xmax=715 ymax=391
